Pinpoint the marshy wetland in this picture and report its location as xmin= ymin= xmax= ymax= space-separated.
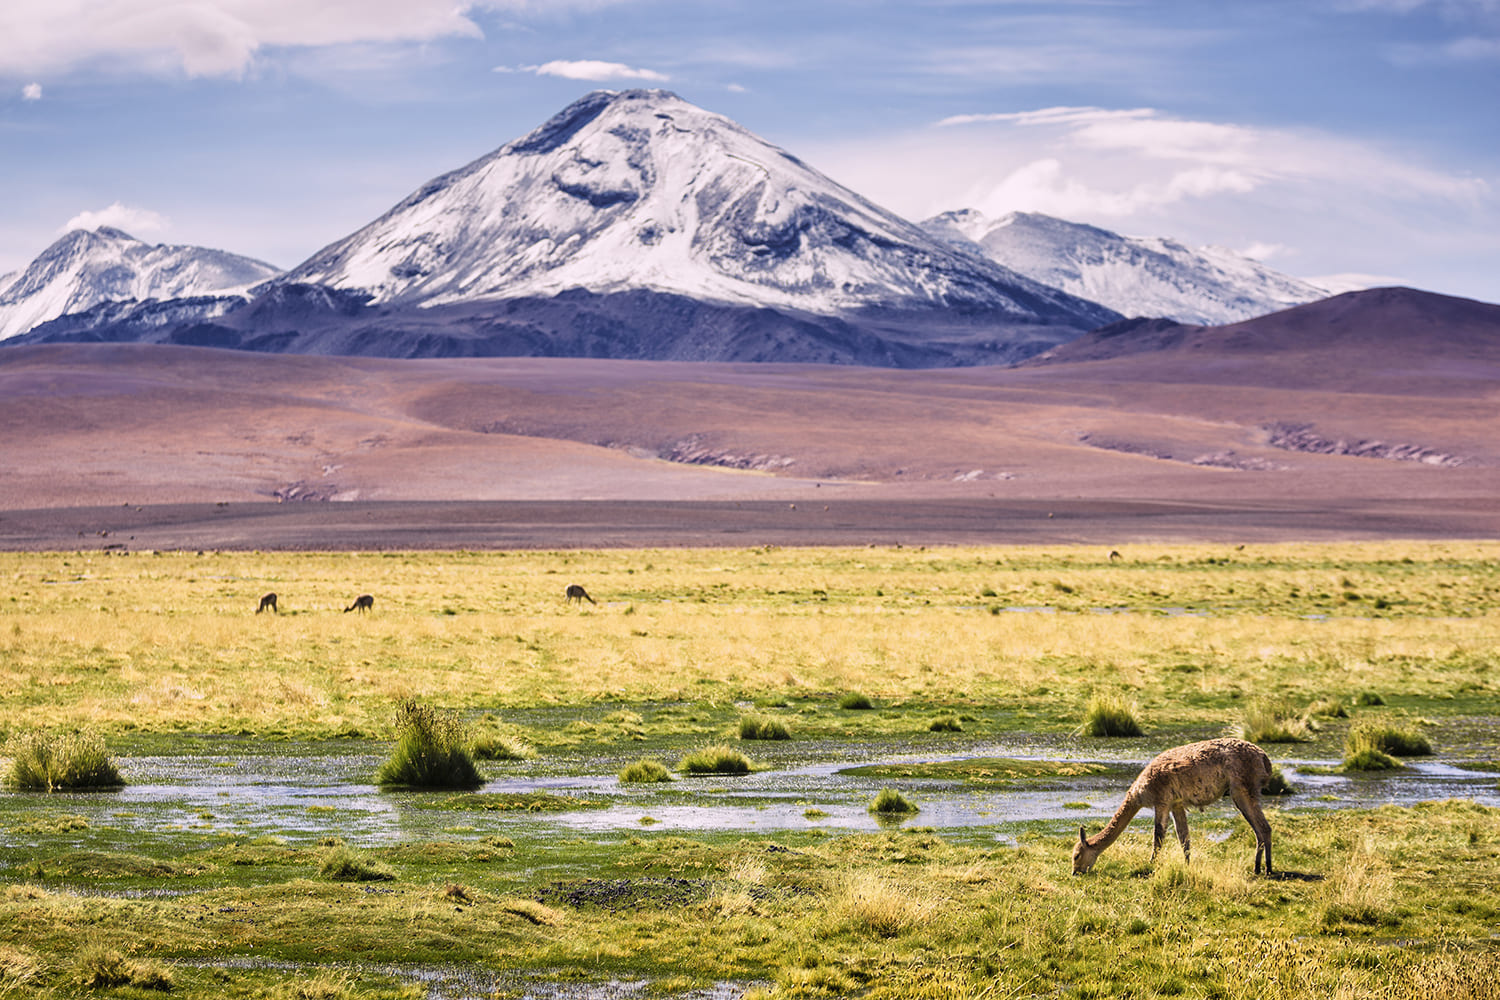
xmin=2 ymin=542 xmax=1499 ymax=998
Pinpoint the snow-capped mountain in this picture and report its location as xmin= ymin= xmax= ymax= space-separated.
xmin=271 ymin=90 xmax=1116 ymax=346
xmin=921 ymin=210 xmax=1331 ymax=326
xmin=0 ymin=227 xmax=281 ymax=341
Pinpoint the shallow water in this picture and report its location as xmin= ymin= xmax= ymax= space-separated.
xmin=4 ymin=731 xmax=1496 ymax=851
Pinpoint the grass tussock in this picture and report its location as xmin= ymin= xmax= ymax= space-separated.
xmin=838 ymin=692 xmax=875 ymax=710
xmin=927 ymin=714 xmax=963 ymax=733
xmin=677 ymin=745 xmax=752 ymax=775
xmin=869 ymin=787 xmax=918 ymax=814
xmin=317 ymin=844 xmax=396 ymax=882
xmin=1079 ymin=693 xmax=1145 ymax=737
xmin=830 ymin=871 xmax=935 ymax=937
xmin=1263 ymin=763 xmax=1296 ymax=796
xmin=1236 ymin=699 xmax=1314 ymax=743
xmin=375 ymin=699 xmax=483 ymax=790
xmin=72 ymin=942 xmax=173 ymax=991
xmin=4 ymin=729 xmax=122 ymax=791
xmin=1345 ymin=718 xmax=1433 ymax=771
xmin=618 ymin=759 xmax=673 ymax=783
xmin=469 ymin=732 xmax=534 ymax=761
xmin=738 ymin=714 xmax=792 ymax=740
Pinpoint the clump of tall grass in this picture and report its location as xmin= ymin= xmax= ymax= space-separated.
xmin=738 ymin=715 xmax=792 ymax=740
xmin=1079 ymin=694 xmax=1145 ymax=737
xmin=619 ymin=759 xmax=673 ymax=783
xmin=318 ymin=844 xmax=396 ymax=883
xmin=869 ymin=787 xmax=918 ymax=815
xmin=470 ymin=732 xmax=533 ymax=761
xmin=375 ymin=699 xmax=483 ymax=790
xmin=4 ymin=730 xmax=122 ymax=791
xmin=1236 ymin=700 xmax=1313 ymax=743
xmin=927 ymin=715 xmax=963 ymax=733
xmin=1263 ymin=763 xmax=1296 ymax=796
xmin=1306 ymin=698 xmax=1350 ymax=719
xmin=1343 ymin=718 xmax=1432 ymax=772
xmin=839 ymin=692 xmax=875 ymax=711
xmin=72 ymin=942 xmax=173 ymax=991
xmin=678 ymin=745 xmax=752 ymax=775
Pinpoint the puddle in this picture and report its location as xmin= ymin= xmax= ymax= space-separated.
xmin=3 ymin=731 xmax=1496 ymax=851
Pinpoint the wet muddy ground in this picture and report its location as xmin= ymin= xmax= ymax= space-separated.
xmin=6 ymin=723 xmax=1497 ymax=855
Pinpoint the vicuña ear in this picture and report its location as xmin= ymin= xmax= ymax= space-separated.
xmin=1078 ymin=826 xmax=1088 ymax=844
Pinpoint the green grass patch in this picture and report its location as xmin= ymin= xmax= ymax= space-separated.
xmin=4 ymin=730 xmax=122 ymax=791
xmin=619 ymin=759 xmax=673 ymax=783
xmin=677 ymin=745 xmax=753 ymax=775
xmin=738 ymin=714 xmax=792 ymax=740
xmin=1079 ymin=693 xmax=1145 ymax=737
xmin=927 ymin=714 xmax=964 ymax=733
xmin=868 ymin=788 xmax=919 ymax=814
xmin=1348 ymin=718 xmax=1433 ymax=759
xmin=317 ymin=844 xmax=396 ymax=882
xmin=839 ymin=692 xmax=876 ymax=710
xmin=1238 ymin=699 xmax=1314 ymax=743
xmin=843 ymin=756 xmax=1116 ymax=786
xmin=374 ymin=699 xmax=483 ymax=790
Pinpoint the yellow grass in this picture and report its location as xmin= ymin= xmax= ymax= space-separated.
xmin=0 ymin=541 xmax=1496 ymax=737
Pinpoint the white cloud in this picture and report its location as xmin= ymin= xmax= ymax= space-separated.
xmin=0 ymin=1 xmax=625 ymax=79
xmin=21 ymin=82 xmax=42 ymax=100
xmin=798 ymin=105 xmax=1497 ymax=298
xmin=62 ymin=202 xmax=169 ymax=236
xmin=514 ymin=59 xmax=668 ymax=82
xmin=1240 ymin=242 xmax=1291 ymax=262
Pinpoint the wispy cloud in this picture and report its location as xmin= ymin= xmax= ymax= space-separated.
xmin=21 ymin=82 xmax=41 ymax=100
xmin=501 ymin=59 xmax=668 ymax=82
xmin=62 ymin=202 xmax=169 ymax=236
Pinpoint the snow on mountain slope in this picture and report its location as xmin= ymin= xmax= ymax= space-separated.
xmin=921 ymin=210 xmax=1330 ymax=326
xmin=0 ymin=228 xmax=281 ymax=341
xmin=279 ymin=90 xmax=1115 ymax=330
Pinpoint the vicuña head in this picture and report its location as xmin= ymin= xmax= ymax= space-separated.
xmin=345 ymin=594 xmax=374 ymax=613
xmin=1073 ymin=737 xmax=1274 ymax=876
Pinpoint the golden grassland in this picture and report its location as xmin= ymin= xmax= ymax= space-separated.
xmin=1 ymin=541 xmax=1498 ymax=998
xmin=2 ymin=540 xmax=1498 ymax=738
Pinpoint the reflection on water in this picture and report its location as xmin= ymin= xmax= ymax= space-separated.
xmin=3 ymin=731 xmax=1495 ymax=850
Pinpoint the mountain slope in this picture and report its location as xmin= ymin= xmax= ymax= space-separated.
xmin=0 ymin=228 xmax=281 ymax=341
xmin=922 ymin=210 xmax=1330 ymax=325
xmin=281 ymin=91 xmax=1116 ymax=327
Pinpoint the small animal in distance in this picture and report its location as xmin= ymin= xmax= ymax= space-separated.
xmin=566 ymin=584 xmax=596 ymax=605
xmin=256 ymin=592 xmax=278 ymax=614
xmin=345 ymin=594 xmax=374 ymax=613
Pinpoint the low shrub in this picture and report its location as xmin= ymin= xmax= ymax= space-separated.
xmin=619 ymin=759 xmax=673 ymax=783
xmin=1355 ymin=691 xmax=1387 ymax=706
xmin=839 ymin=692 xmax=875 ymax=711
xmin=738 ymin=715 xmax=792 ymax=740
xmin=678 ymin=745 xmax=752 ymax=775
xmin=318 ymin=845 xmax=395 ymax=882
xmin=375 ymin=699 xmax=483 ymax=790
xmin=869 ymin=788 xmax=918 ymax=814
xmin=1079 ymin=694 xmax=1145 ymax=737
xmin=928 ymin=715 xmax=963 ymax=733
xmin=4 ymin=730 xmax=122 ymax=791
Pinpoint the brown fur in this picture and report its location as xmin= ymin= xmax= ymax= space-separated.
xmin=565 ymin=584 xmax=595 ymax=605
xmin=1073 ymin=738 xmax=1274 ymax=875
xmin=256 ymin=592 xmax=278 ymax=614
xmin=345 ymin=594 xmax=374 ymax=613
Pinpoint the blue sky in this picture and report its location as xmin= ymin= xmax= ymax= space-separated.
xmin=2 ymin=0 xmax=1497 ymax=302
